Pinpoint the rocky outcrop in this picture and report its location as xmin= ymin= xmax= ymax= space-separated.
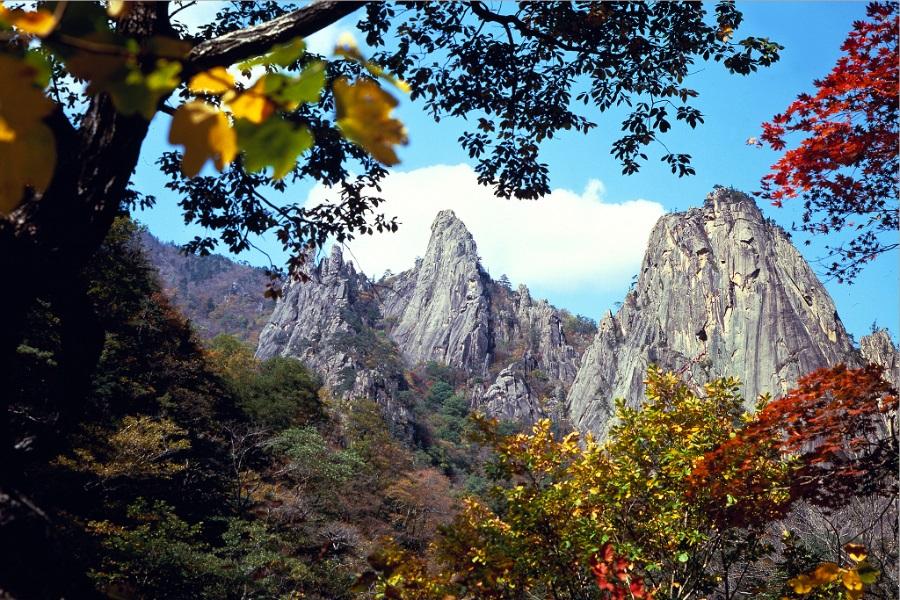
xmin=479 ymin=284 xmax=580 ymax=422
xmin=860 ymin=329 xmax=899 ymax=387
xmin=381 ymin=210 xmax=494 ymax=375
xmin=375 ymin=211 xmax=582 ymax=423
xmin=256 ymin=246 xmax=413 ymax=434
xmin=258 ymin=210 xmax=584 ymax=427
xmin=567 ymin=188 xmax=859 ymax=436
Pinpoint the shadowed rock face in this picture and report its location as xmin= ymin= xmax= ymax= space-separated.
xmin=567 ymin=188 xmax=860 ymax=436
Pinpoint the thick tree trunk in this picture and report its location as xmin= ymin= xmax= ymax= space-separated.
xmin=0 ymin=0 xmax=365 ymax=476
xmin=0 ymin=2 xmax=364 ymax=596
xmin=0 ymin=0 xmax=168 ymax=475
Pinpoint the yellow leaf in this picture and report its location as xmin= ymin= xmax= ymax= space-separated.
xmin=810 ymin=562 xmax=840 ymax=585
xmin=788 ymin=574 xmax=813 ymax=594
xmin=0 ymin=54 xmax=56 ymax=213
xmin=844 ymin=543 xmax=867 ymax=562
xmin=169 ymin=101 xmax=237 ymax=177
xmin=334 ymin=31 xmax=365 ymax=62
xmin=333 ymin=77 xmax=407 ymax=165
xmin=0 ymin=121 xmax=54 ymax=214
xmin=189 ymin=67 xmax=235 ymax=95
xmin=107 ymin=0 xmax=128 ymax=18
xmin=394 ymin=78 xmax=411 ymax=94
xmin=717 ymin=25 xmax=734 ymax=42
xmin=0 ymin=116 xmax=14 ymax=142
xmin=227 ymin=78 xmax=275 ymax=124
xmin=0 ymin=4 xmax=56 ymax=37
xmin=841 ymin=569 xmax=863 ymax=591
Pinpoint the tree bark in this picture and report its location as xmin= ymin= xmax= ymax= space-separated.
xmin=185 ymin=1 xmax=365 ymax=76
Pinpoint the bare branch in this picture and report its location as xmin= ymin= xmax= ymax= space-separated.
xmin=184 ymin=1 xmax=365 ymax=76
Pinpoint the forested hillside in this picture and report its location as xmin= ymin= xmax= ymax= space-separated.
xmin=139 ymin=230 xmax=275 ymax=343
xmin=6 ymin=218 xmax=489 ymax=598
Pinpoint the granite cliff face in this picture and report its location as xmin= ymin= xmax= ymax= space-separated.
xmin=381 ymin=210 xmax=494 ymax=375
xmin=256 ymin=210 xmax=584 ymax=426
xmin=860 ymin=329 xmax=899 ymax=387
xmin=256 ymin=247 xmax=414 ymax=433
xmin=377 ymin=210 xmax=582 ymax=422
xmin=567 ymin=188 xmax=860 ymax=435
xmin=254 ymin=191 xmax=879 ymax=437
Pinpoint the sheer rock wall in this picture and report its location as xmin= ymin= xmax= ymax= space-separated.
xmin=567 ymin=188 xmax=859 ymax=436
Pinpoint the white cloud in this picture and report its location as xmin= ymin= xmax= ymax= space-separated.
xmin=304 ymin=164 xmax=665 ymax=295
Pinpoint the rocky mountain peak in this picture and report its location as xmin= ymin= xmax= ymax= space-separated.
xmin=323 ymin=244 xmax=349 ymax=276
xmin=567 ymin=187 xmax=859 ymax=436
xmin=381 ymin=210 xmax=492 ymax=374
xmin=425 ymin=209 xmax=480 ymax=261
xmin=860 ymin=329 xmax=899 ymax=386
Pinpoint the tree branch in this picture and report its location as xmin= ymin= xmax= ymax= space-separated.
xmin=184 ymin=1 xmax=365 ymax=75
xmin=468 ymin=1 xmax=581 ymax=53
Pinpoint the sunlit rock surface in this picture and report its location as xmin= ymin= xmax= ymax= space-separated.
xmin=567 ymin=188 xmax=859 ymax=436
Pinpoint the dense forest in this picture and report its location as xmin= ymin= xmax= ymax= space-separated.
xmin=0 ymin=1 xmax=897 ymax=599
xmin=6 ymin=217 xmax=897 ymax=599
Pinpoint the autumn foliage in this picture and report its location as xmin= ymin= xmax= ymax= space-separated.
xmin=363 ymin=365 xmax=896 ymax=599
xmin=691 ymin=364 xmax=898 ymax=527
xmin=0 ymin=2 xmax=407 ymax=213
xmin=758 ymin=2 xmax=899 ymax=282
xmin=590 ymin=544 xmax=652 ymax=600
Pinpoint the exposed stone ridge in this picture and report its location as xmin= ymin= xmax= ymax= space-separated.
xmin=256 ymin=210 xmax=585 ymax=429
xmin=567 ymin=187 xmax=859 ymax=436
xmin=256 ymin=246 xmax=413 ymax=434
xmin=479 ymin=283 xmax=580 ymax=423
xmin=860 ymin=329 xmax=899 ymax=387
xmin=375 ymin=211 xmax=582 ymax=423
xmin=381 ymin=210 xmax=494 ymax=375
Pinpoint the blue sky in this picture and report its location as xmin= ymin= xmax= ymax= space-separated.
xmin=134 ymin=1 xmax=897 ymax=341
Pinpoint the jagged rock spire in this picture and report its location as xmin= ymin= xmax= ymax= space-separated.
xmin=382 ymin=210 xmax=492 ymax=374
xmin=567 ymin=187 xmax=859 ymax=436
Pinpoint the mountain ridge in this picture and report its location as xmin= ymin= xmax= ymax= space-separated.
xmin=140 ymin=190 xmax=896 ymax=437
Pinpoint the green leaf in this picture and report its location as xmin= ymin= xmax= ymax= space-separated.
xmin=857 ymin=562 xmax=880 ymax=585
xmin=264 ymin=61 xmax=326 ymax=107
xmin=677 ymin=552 xmax=689 ymax=563
xmin=237 ymin=39 xmax=306 ymax=70
xmin=109 ymin=60 xmax=181 ymax=119
xmin=23 ymin=49 xmax=51 ymax=88
xmin=235 ymin=117 xmax=312 ymax=179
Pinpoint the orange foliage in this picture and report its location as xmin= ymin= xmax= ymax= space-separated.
xmin=758 ymin=2 xmax=898 ymax=281
xmin=690 ymin=364 xmax=897 ymax=527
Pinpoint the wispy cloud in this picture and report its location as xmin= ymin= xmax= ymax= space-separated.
xmin=304 ymin=164 xmax=664 ymax=295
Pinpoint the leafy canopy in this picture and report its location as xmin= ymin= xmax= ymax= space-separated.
xmin=757 ymin=2 xmax=898 ymax=283
xmin=0 ymin=1 xmax=408 ymax=217
xmin=361 ymin=365 xmax=896 ymax=600
xmin=2 ymin=1 xmax=783 ymax=286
